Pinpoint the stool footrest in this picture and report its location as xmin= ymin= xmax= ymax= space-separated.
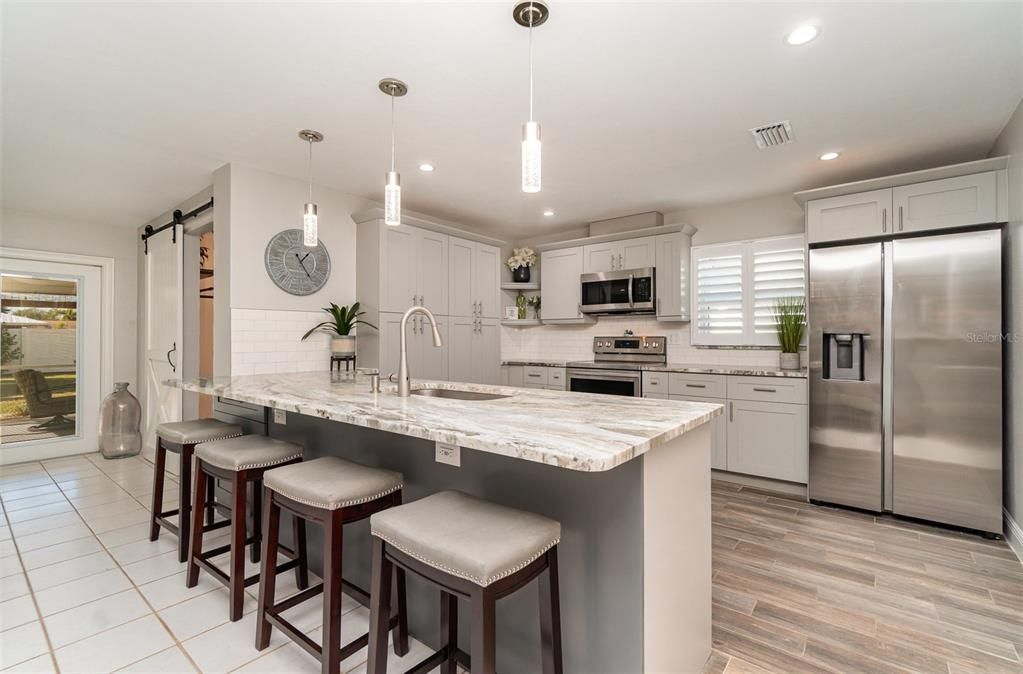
xmin=404 ymin=646 xmax=471 ymax=674
xmin=273 ymin=583 xmax=323 ymax=613
xmin=264 ymin=604 xmax=402 ymax=665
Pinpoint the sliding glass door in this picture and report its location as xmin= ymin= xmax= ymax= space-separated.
xmin=0 ymin=257 xmax=102 ymax=463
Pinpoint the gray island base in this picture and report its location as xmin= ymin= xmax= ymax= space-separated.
xmin=172 ymin=371 xmax=720 ymax=673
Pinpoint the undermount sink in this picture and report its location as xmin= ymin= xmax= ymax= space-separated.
xmin=410 ymin=388 xmax=510 ymax=401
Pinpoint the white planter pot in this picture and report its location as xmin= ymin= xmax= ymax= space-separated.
xmin=779 ymin=352 xmax=800 ymax=370
xmin=331 ymin=336 xmax=356 ymax=356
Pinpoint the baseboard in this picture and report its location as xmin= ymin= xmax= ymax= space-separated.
xmin=711 ymin=469 xmax=808 ymax=498
xmin=1004 ymin=507 xmax=1023 ymax=563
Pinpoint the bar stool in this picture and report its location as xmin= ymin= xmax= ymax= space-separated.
xmin=366 ymin=490 xmax=563 ymax=674
xmin=150 ymin=419 xmax=242 ymax=562
xmin=186 ymin=435 xmax=305 ymax=621
xmin=255 ymin=456 xmax=409 ymax=674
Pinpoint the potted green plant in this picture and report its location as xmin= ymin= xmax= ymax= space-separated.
xmin=301 ymin=302 xmax=377 ymax=356
xmin=506 ymin=247 xmax=537 ymax=283
xmin=527 ymin=294 xmax=541 ymax=320
xmin=774 ymin=296 xmax=805 ymax=370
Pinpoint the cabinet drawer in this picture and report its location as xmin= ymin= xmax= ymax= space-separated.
xmin=523 ymin=366 xmax=549 ymax=385
xmin=727 ymin=376 xmax=806 ymax=404
xmin=547 ymin=368 xmax=566 ymax=390
xmin=642 ymin=371 xmax=669 ymax=395
xmin=668 ymin=373 xmax=726 ymax=398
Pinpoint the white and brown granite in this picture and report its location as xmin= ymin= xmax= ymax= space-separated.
xmin=645 ymin=363 xmax=809 ymax=378
xmin=500 ymin=359 xmax=568 ymax=368
xmin=168 ymin=371 xmax=721 ymax=472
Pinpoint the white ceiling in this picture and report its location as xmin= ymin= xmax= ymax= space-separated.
xmin=2 ymin=2 xmax=1021 ymax=240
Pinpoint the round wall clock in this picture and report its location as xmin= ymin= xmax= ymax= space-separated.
xmin=264 ymin=229 xmax=331 ymax=295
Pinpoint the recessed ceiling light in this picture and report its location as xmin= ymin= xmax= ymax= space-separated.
xmin=785 ymin=24 xmax=819 ymax=46
xmin=819 ymin=151 xmax=840 ymax=161
xmin=418 ymin=163 xmax=435 ymax=172
xmin=543 ymin=209 xmax=555 ymax=217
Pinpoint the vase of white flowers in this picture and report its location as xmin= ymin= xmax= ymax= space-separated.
xmin=506 ymin=247 xmax=537 ymax=283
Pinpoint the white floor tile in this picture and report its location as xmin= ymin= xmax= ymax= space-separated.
xmin=53 ymin=615 xmax=174 ymax=673
xmin=19 ymin=537 xmax=104 ymax=571
xmin=0 ymin=484 xmax=61 ymax=503
xmin=233 ymin=640 xmax=320 ymax=674
xmin=0 ymin=595 xmax=38 ymax=631
xmin=1 ymin=493 xmax=67 ymax=514
xmin=0 ymin=555 xmax=23 ymax=580
xmin=0 ymin=476 xmax=54 ymax=494
xmin=0 ymin=540 xmax=15 ymax=559
xmin=83 ymin=507 xmax=151 ymax=534
xmin=10 ymin=512 xmax=83 ymax=537
xmin=108 ymin=535 xmax=177 ymax=566
xmin=137 ymin=570 xmax=219 ymax=611
xmin=59 ymin=480 xmax=120 ymax=500
xmin=67 ymin=491 xmax=135 ymax=510
xmin=181 ymin=612 xmax=289 ymax=673
xmin=0 ymin=526 xmax=10 ymax=542
xmin=43 ymin=589 xmax=150 ymax=648
xmin=0 ymin=621 xmax=50 ymax=669
xmin=116 ymin=646 xmax=196 ymax=673
xmin=5 ymin=502 xmax=74 ymax=525
xmin=33 ymin=568 xmax=132 ymax=616
xmin=344 ymin=636 xmax=433 ymax=674
xmin=0 ymin=572 xmax=29 ymax=602
xmin=26 ymin=551 xmax=116 ymax=591
xmin=158 ymin=587 xmax=256 ymax=641
xmin=15 ymin=523 xmax=93 ymax=552
xmin=96 ymin=522 xmax=152 ymax=548
xmin=0 ymin=653 xmax=56 ymax=673
xmin=121 ymin=549 xmax=184 ymax=585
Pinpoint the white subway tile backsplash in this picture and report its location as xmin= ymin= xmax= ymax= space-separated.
xmin=231 ymin=308 xmax=335 ymax=376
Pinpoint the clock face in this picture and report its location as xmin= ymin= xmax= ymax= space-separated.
xmin=264 ymin=229 xmax=331 ymax=296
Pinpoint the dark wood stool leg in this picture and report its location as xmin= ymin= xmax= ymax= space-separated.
xmin=185 ymin=462 xmax=208 ymax=588
xmin=205 ymin=476 xmax=216 ymax=526
xmin=149 ymin=440 xmax=167 ymax=541
xmin=321 ymin=510 xmax=344 ymax=674
xmin=470 ymin=588 xmax=497 ymax=674
xmin=539 ymin=547 xmax=563 ymax=674
xmin=293 ymin=516 xmax=309 ymax=590
xmin=256 ymin=487 xmax=280 ymax=650
xmin=440 ymin=590 xmax=458 ymax=674
xmin=367 ymin=538 xmax=393 ymax=674
xmin=391 ymin=567 xmax=409 ymax=656
xmin=250 ymin=480 xmax=262 ymax=564
xmin=229 ymin=471 xmax=248 ymax=622
xmin=177 ymin=444 xmax=194 ymax=563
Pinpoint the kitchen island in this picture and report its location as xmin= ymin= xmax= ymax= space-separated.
xmin=171 ymin=370 xmax=721 ymax=673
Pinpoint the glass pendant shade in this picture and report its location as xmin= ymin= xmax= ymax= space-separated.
xmin=303 ymin=202 xmax=318 ymax=246
xmin=522 ymin=121 xmax=541 ymax=193
xmin=384 ymin=171 xmax=401 ymax=226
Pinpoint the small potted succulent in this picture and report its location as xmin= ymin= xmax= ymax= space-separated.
xmin=506 ymin=246 xmax=538 ymax=283
xmin=301 ymin=302 xmax=376 ymax=356
xmin=774 ymin=296 xmax=805 ymax=370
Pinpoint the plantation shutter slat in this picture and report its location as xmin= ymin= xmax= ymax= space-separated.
xmin=752 ymin=236 xmax=806 ymax=345
xmin=691 ymin=243 xmax=746 ymax=345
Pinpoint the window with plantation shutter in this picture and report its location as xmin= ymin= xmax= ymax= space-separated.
xmin=752 ymin=236 xmax=806 ymax=346
xmin=692 ymin=243 xmax=746 ymax=345
xmin=691 ymin=235 xmax=806 ymax=346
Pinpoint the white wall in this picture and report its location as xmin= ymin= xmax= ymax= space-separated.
xmin=502 ymin=191 xmax=805 ymax=366
xmin=990 ymin=96 xmax=1023 ymax=537
xmin=1 ymin=211 xmax=138 ymax=387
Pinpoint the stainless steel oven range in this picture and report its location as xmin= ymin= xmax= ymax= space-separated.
xmin=566 ymin=336 xmax=666 ymax=397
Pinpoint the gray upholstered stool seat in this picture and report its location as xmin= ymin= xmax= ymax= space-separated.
xmin=196 ymin=435 xmax=303 ymax=472
xmin=156 ymin=419 xmax=242 ymax=447
xmin=263 ymin=457 xmax=403 ymax=510
xmin=371 ymin=490 xmax=561 ymax=587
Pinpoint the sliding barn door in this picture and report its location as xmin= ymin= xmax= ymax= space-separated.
xmin=142 ymin=229 xmax=183 ymax=462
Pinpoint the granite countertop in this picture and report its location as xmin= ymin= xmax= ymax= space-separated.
xmin=502 ymin=360 xmax=807 ymax=378
xmin=168 ymin=371 xmax=721 ymax=472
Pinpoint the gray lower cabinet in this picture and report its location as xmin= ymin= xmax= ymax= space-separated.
xmin=450 ymin=317 xmax=501 ymax=385
xmin=726 ymin=398 xmax=808 ymax=483
xmin=673 ymin=394 xmax=727 ymax=471
xmin=378 ymin=312 xmax=449 ymax=381
xmin=503 ymin=365 xmax=567 ymax=391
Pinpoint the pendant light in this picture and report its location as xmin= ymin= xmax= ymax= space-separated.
xmin=379 ymin=78 xmax=408 ymax=226
xmin=298 ymin=129 xmax=324 ymax=246
xmin=514 ymin=1 xmax=549 ymax=193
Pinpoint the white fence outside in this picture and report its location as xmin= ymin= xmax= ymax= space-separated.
xmin=1 ymin=327 xmax=76 ymax=372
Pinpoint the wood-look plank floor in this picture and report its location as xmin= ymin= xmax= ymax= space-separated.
xmin=703 ymin=480 xmax=1023 ymax=674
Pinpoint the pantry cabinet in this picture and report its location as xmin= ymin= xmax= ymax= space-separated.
xmin=375 ymin=224 xmax=449 ymax=315
xmin=449 ymin=317 xmax=501 ymax=385
xmin=377 ymin=313 xmax=449 ymax=382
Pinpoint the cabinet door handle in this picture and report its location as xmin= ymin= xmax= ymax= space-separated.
xmin=686 ymin=383 xmax=706 ymax=388
xmin=882 ymin=208 xmax=887 ymax=233
xmin=618 ymin=253 xmax=623 ymax=269
xmin=649 ymin=378 xmax=660 ymax=385
xmin=898 ymin=206 xmax=904 ymax=231
xmin=753 ymin=387 xmax=777 ymax=393
xmin=729 ymin=402 xmax=733 ymax=422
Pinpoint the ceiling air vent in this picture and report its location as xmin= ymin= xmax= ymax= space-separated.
xmin=749 ymin=120 xmax=794 ymax=149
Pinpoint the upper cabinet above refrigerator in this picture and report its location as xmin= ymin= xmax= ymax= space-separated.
xmin=801 ymin=160 xmax=1008 ymax=245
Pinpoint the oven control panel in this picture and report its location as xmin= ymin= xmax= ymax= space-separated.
xmin=592 ymin=336 xmax=666 ymax=356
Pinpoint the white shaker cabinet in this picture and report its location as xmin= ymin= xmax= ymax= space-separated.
xmin=376 ymin=313 xmax=449 ymax=382
xmin=582 ymin=237 xmax=656 ymax=272
xmin=654 ymin=230 xmax=693 ymax=321
xmin=415 ymin=229 xmax=449 ymax=315
xmin=541 ymin=247 xmax=586 ymax=322
xmin=806 ymin=188 xmax=893 ymax=244
xmin=892 ymin=172 xmax=998 ymax=234
xmin=674 ymin=394 xmax=727 ymax=470
xmin=582 ymin=242 xmax=618 ymax=273
xmin=379 ymin=225 xmax=419 ymax=313
xmin=449 ymin=236 xmax=500 ymax=319
xmin=726 ymin=398 xmax=808 ymax=483
xmin=448 ymin=316 xmax=500 ymax=385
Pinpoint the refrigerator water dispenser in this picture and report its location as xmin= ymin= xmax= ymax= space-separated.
xmin=824 ymin=333 xmax=863 ymax=380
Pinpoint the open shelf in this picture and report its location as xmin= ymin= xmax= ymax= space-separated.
xmin=500 ymin=319 xmax=542 ymax=327
xmin=501 ymin=282 xmax=540 ymax=291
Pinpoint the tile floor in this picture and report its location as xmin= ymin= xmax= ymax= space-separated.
xmin=0 ymin=453 xmax=433 ymax=673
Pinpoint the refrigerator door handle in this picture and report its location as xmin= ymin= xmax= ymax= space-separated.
xmin=898 ymin=206 xmax=904 ymax=231
xmin=882 ymin=208 xmax=887 ymax=233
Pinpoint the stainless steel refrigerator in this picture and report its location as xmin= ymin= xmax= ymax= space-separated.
xmin=808 ymin=228 xmax=1002 ymax=534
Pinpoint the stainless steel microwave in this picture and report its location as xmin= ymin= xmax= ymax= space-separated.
xmin=579 ymin=267 xmax=656 ymax=314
